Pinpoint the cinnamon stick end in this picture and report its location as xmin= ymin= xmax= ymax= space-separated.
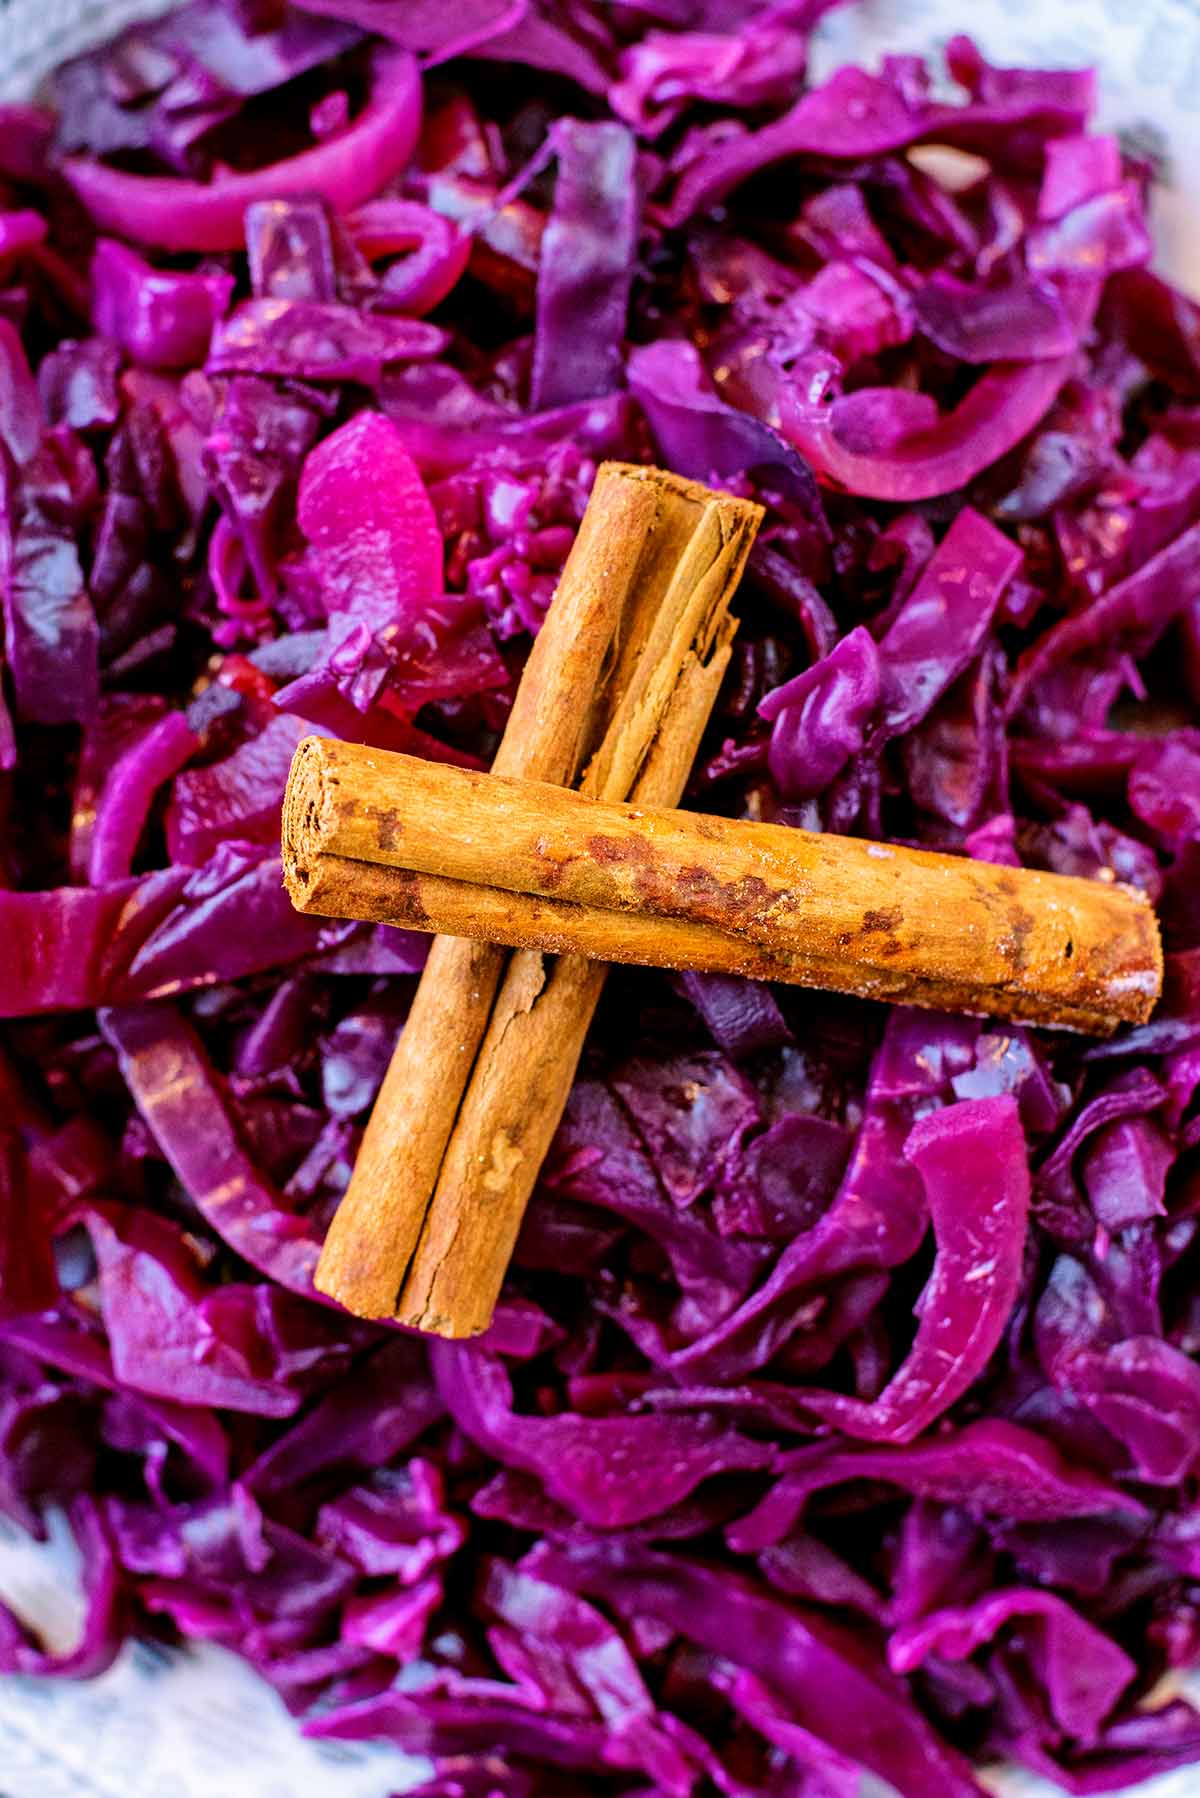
xmin=397 ymin=1304 xmax=487 ymax=1340
xmin=1123 ymin=882 xmax=1164 ymax=1028
xmin=313 ymin=1225 xmax=403 ymax=1321
xmin=601 ymin=460 xmax=765 ymax=532
xmin=281 ymin=734 xmax=343 ymax=912
xmin=396 ymin=1209 xmax=511 ymax=1340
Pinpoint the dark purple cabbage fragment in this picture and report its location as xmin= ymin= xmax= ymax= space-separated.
xmin=758 ymin=624 xmax=879 ymax=799
xmin=530 ymin=120 xmax=640 ymax=411
xmin=526 ymin=1539 xmax=986 ymax=1797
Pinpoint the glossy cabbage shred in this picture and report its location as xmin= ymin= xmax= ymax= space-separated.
xmin=3 ymin=3 xmax=1200 ymax=1793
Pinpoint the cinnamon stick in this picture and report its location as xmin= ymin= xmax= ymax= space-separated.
xmin=285 ymin=740 xmax=1163 ymax=1039
xmin=305 ymin=462 xmax=762 ymax=1323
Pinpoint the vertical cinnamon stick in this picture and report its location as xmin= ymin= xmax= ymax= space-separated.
xmin=313 ymin=461 xmax=649 ymax=1318
xmin=310 ymin=463 xmax=762 ymax=1322
xmin=395 ymin=610 xmax=738 ymax=1337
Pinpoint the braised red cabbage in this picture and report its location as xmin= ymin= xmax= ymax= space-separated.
xmin=2 ymin=4 xmax=1200 ymax=1795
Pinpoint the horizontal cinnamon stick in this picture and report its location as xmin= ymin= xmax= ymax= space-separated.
xmin=304 ymin=461 xmax=762 ymax=1326
xmin=285 ymin=740 xmax=1162 ymax=1040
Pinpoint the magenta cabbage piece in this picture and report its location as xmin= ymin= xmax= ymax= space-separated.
xmin=888 ymin=1588 xmax=1137 ymax=1745
xmin=345 ymin=198 xmax=471 ymax=315
xmin=90 ymin=709 xmax=200 ymax=882
xmin=3 ymin=5 xmax=1200 ymax=1794
xmin=90 ymin=239 xmax=234 ymax=371
xmin=795 ymin=1095 xmax=1031 ymax=1443
xmin=61 ymin=47 xmax=425 ymax=254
